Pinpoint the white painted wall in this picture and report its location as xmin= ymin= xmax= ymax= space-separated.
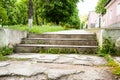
xmin=0 ymin=29 xmax=27 ymax=48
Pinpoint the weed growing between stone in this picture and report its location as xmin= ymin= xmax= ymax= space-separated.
xmin=39 ymin=48 xmax=79 ymax=54
xmin=98 ymin=37 xmax=120 ymax=56
xmin=0 ymin=46 xmax=13 ymax=61
xmin=104 ymin=54 xmax=120 ymax=76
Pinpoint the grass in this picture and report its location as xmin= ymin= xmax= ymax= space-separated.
xmin=0 ymin=46 xmax=13 ymax=61
xmin=104 ymin=54 xmax=120 ymax=77
xmin=6 ymin=25 xmax=65 ymax=34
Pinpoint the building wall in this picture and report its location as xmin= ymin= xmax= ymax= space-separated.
xmin=105 ymin=0 xmax=120 ymax=28
xmin=87 ymin=11 xmax=99 ymax=29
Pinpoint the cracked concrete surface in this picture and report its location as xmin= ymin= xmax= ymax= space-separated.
xmin=8 ymin=54 xmax=107 ymax=66
xmin=0 ymin=54 xmax=117 ymax=80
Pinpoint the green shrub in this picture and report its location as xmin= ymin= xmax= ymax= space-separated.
xmin=97 ymin=37 xmax=120 ymax=56
xmin=0 ymin=54 xmax=5 ymax=61
xmin=102 ymin=37 xmax=115 ymax=54
xmin=0 ymin=46 xmax=13 ymax=61
xmin=0 ymin=46 xmax=13 ymax=56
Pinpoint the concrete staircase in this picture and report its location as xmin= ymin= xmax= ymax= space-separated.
xmin=14 ymin=33 xmax=98 ymax=54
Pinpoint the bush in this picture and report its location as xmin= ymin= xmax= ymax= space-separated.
xmin=98 ymin=37 xmax=120 ymax=56
xmin=0 ymin=46 xmax=13 ymax=56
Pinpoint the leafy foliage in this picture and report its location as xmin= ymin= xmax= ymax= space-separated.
xmin=98 ymin=37 xmax=120 ymax=56
xmin=1 ymin=0 xmax=17 ymax=24
xmin=0 ymin=1 xmax=8 ymax=24
xmin=0 ymin=46 xmax=13 ymax=61
xmin=0 ymin=46 xmax=13 ymax=56
xmin=15 ymin=0 xmax=28 ymax=25
xmin=0 ymin=0 xmax=81 ymax=29
xmin=95 ymin=0 xmax=109 ymax=15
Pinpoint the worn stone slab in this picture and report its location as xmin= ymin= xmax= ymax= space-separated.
xmin=0 ymin=75 xmax=47 ymax=80
xmin=55 ymin=56 xmax=74 ymax=64
xmin=45 ymin=69 xmax=80 ymax=79
xmin=60 ymin=69 xmax=115 ymax=80
xmin=0 ymin=61 xmax=115 ymax=80
xmin=114 ymin=57 xmax=120 ymax=62
xmin=0 ymin=61 xmax=47 ymax=77
xmin=78 ymin=55 xmax=107 ymax=65
xmin=8 ymin=54 xmax=107 ymax=66
xmin=0 ymin=62 xmax=10 ymax=67
xmin=36 ymin=54 xmax=60 ymax=63
xmin=73 ymin=60 xmax=93 ymax=66
xmin=8 ymin=53 xmax=59 ymax=60
xmin=8 ymin=53 xmax=41 ymax=59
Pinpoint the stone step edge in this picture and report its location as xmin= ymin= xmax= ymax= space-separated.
xmin=16 ymin=44 xmax=98 ymax=48
xmin=29 ymin=33 xmax=96 ymax=35
xmin=23 ymin=38 xmax=97 ymax=41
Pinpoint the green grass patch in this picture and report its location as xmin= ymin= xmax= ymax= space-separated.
xmin=7 ymin=25 xmax=65 ymax=34
xmin=0 ymin=46 xmax=13 ymax=61
xmin=104 ymin=54 xmax=120 ymax=76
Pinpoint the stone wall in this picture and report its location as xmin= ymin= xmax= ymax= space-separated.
xmin=94 ymin=29 xmax=120 ymax=48
xmin=0 ymin=28 xmax=27 ymax=48
xmin=109 ymin=22 xmax=120 ymax=28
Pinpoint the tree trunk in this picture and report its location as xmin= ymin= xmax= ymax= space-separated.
xmin=35 ymin=12 xmax=39 ymax=25
xmin=28 ymin=0 xmax=33 ymax=28
xmin=56 ymin=20 xmax=59 ymax=25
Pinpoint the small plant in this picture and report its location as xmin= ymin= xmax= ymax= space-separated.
xmin=48 ymin=48 xmax=60 ymax=54
xmin=97 ymin=37 xmax=120 ymax=56
xmin=113 ymin=67 xmax=120 ymax=76
xmin=0 ymin=54 xmax=5 ymax=61
xmin=0 ymin=46 xmax=13 ymax=56
xmin=102 ymin=37 xmax=115 ymax=54
xmin=104 ymin=54 xmax=120 ymax=76
xmin=0 ymin=46 xmax=13 ymax=61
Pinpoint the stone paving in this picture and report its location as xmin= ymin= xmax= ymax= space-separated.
xmin=0 ymin=53 xmax=116 ymax=80
xmin=8 ymin=53 xmax=107 ymax=66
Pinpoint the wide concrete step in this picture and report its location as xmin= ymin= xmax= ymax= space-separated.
xmin=21 ymin=38 xmax=98 ymax=46
xmin=28 ymin=34 xmax=96 ymax=40
xmin=15 ymin=44 xmax=98 ymax=54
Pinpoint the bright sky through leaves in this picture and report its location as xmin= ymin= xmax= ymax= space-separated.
xmin=77 ymin=0 xmax=98 ymax=16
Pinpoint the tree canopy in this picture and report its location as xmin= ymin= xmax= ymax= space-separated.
xmin=0 ymin=0 xmax=81 ymax=29
xmin=95 ymin=0 xmax=109 ymax=15
xmin=0 ymin=1 xmax=7 ymax=23
xmin=42 ymin=0 xmax=79 ymax=24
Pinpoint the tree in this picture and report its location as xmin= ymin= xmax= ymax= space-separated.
xmin=15 ymin=0 xmax=28 ymax=24
xmin=0 ymin=0 xmax=81 ymax=28
xmin=95 ymin=0 xmax=109 ymax=15
xmin=66 ymin=8 xmax=80 ymax=29
xmin=42 ymin=0 xmax=80 ymax=25
xmin=0 ymin=1 xmax=7 ymax=24
xmin=1 ymin=0 xmax=17 ymax=24
xmin=33 ymin=0 xmax=45 ymax=25
xmin=28 ymin=0 xmax=33 ymax=28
